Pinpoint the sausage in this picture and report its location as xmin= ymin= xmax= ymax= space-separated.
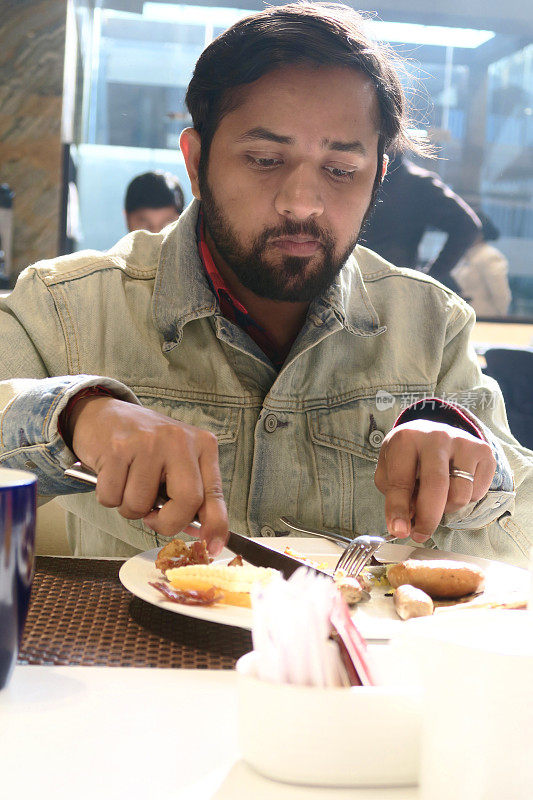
xmin=386 ymin=559 xmax=485 ymax=599
xmin=394 ymin=584 xmax=434 ymax=620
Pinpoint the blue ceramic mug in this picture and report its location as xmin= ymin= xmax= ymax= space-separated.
xmin=0 ymin=467 xmax=37 ymax=689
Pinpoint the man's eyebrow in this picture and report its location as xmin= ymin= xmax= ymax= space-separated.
xmin=236 ymin=127 xmax=368 ymax=156
xmin=237 ymin=127 xmax=294 ymax=145
xmin=324 ymin=139 xmax=367 ymax=155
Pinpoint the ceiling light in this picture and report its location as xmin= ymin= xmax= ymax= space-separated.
xmin=143 ymin=2 xmax=249 ymax=27
xmin=366 ymin=20 xmax=495 ymax=49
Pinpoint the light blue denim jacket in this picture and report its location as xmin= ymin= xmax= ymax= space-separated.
xmin=0 ymin=201 xmax=531 ymax=564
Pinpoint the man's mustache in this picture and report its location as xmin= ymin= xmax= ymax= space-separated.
xmin=259 ymin=220 xmax=332 ymax=247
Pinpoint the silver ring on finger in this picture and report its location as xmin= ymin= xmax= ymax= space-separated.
xmin=449 ymin=467 xmax=475 ymax=483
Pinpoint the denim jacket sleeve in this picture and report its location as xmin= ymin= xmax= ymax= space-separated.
xmin=0 ymin=267 xmax=139 ymax=496
xmin=426 ymin=300 xmax=533 ymax=566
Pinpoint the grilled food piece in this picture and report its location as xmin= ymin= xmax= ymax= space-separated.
xmin=334 ymin=573 xmax=366 ymax=605
xmin=155 ymin=538 xmax=211 ymax=573
xmin=387 ymin=559 xmax=485 ymax=599
xmin=394 ymin=584 xmax=434 ymax=619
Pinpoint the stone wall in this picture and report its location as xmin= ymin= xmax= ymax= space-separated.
xmin=0 ymin=0 xmax=67 ymax=276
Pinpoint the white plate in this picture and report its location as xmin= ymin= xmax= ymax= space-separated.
xmin=118 ymin=537 xmax=342 ymax=632
xmin=118 ymin=537 xmax=530 ymax=641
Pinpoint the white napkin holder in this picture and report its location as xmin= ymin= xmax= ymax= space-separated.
xmin=236 ymin=650 xmax=421 ymax=787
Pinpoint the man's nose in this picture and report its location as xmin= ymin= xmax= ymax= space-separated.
xmin=274 ymin=163 xmax=324 ymax=220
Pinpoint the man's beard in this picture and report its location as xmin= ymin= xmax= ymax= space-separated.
xmin=200 ymin=177 xmax=361 ymax=303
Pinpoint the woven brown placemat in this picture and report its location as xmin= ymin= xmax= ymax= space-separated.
xmin=18 ymin=556 xmax=252 ymax=669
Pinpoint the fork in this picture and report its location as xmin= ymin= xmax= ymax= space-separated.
xmin=280 ymin=516 xmax=394 ymax=546
xmin=279 ymin=516 xmax=393 ymax=580
xmin=279 ymin=516 xmax=352 ymax=546
xmin=334 ymin=535 xmax=387 ymax=579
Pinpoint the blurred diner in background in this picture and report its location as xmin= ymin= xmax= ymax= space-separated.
xmin=124 ymin=169 xmax=185 ymax=232
xmin=452 ymin=210 xmax=512 ymax=317
xmin=361 ymin=152 xmax=482 ymax=294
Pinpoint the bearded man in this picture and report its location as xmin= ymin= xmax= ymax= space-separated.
xmin=0 ymin=3 xmax=531 ymax=565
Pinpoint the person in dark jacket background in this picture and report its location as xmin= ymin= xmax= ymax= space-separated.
xmin=361 ymin=153 xmax=481 ymax=293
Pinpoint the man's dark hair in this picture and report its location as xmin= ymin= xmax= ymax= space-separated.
xmin=125 ymin=171 xmax=185 ymax=214
xmin=185 ymin=2 xmax=428 ymax=195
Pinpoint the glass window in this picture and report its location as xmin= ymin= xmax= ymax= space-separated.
xmin=67 ymin=3 xmax=533 ymax=321
xmin=69 ymin=3 xmax=251 ymax=252
xmin=483 ymin=45 xmax=533 ymax=316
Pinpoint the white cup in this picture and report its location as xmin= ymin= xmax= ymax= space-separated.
xmin=392 ymin=610 xmax=533 ymax=800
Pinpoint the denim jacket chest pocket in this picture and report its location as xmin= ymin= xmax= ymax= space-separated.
xmin=307 ymin=399 xmax=399 ymax=536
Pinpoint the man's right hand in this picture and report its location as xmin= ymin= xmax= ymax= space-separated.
xmin=68 ymin=396 xmax=228 ymax=555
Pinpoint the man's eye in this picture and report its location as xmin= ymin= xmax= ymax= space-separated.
xmin=247 ymin=156 xmax=282 ymax=169
xmin=325 ymin=165 xmax=356 ymax=180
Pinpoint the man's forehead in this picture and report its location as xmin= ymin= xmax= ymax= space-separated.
xmin=222 ymin=64 xmax=381 ymax=138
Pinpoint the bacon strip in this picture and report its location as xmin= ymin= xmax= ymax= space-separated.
xmin=149 ymin=581 xmax=223 ymax=607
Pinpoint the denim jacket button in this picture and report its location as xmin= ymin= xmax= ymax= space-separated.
xmin=260 ymin=525 xmax=275 ymax=537
xmin=369 ymin=430 xmax=385 ymax=448
xmin=264 ymin=413 xmax=278 ymax=433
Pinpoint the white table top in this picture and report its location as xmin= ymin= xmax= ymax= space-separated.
xmin=0 ymin=665 xmax=418 ymax=800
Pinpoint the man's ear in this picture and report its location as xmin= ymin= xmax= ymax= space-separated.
xmin=180 ymin=128 xmax=202 ymax=199
xmin=381 ymin=153 xmax=389 ymax=182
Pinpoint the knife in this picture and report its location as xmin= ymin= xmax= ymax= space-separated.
xmin=63 ymin=462 xmax=333 ymax=580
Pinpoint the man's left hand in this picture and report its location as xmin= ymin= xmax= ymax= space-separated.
xmin=374 ymin=420 xmax=496 ymax=543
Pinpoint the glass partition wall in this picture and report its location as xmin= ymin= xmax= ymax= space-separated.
xmin=65 ymin=1 xmax=533 ymax=319
xmin=67 ymin=2 xmax=249 ymax=252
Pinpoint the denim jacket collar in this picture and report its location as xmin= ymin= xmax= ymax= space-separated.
xmin=152 ymin=199 xmax=386 ymax=350
xmin=152 ymin=201 xmax=217 ymax=350
xmin=313 ymin=256 xmax=386 ymax=337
